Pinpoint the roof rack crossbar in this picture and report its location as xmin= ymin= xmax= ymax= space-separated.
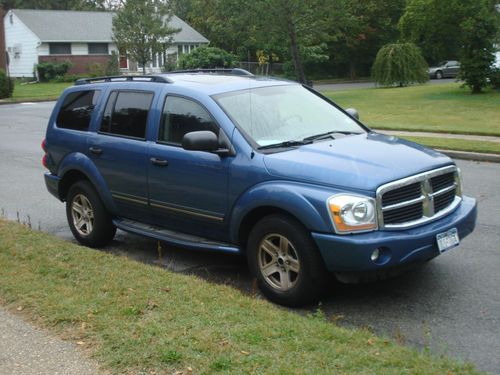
xmin=166 ymin=68 xmax=254 ymax=77
xmin=75 ymin=75 xmax=172 ymax=85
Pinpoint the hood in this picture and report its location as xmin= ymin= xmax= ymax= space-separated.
xmin=263 ymin=133 xmax=452 ymax=192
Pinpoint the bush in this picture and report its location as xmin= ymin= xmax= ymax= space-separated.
xmin=106 ymin=51 xmax=120 ymax=76
xmin=36 ymin=61 xmax=72 ymax=82
xmin=86 ymin=62 xmax=106 ymax=77
xmin=0 ymin=69 xmax=14 ymax=99
xmin=372 ymin=43 xmax=429 ymax=87
xmin=177 ymin=46 xmax=237 ymax=70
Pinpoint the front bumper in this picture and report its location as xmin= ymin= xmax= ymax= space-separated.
xmin=312 ymin=196 xmax=477 ymax=272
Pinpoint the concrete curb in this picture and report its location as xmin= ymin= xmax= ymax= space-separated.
xmin=0 ymin=99 xmax=57 ymax=105
xmin=437 ymin=149 xmax=500 ymax=163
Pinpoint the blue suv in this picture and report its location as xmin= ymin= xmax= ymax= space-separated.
xmin=43 ymin=70 xmax=477 ymax=306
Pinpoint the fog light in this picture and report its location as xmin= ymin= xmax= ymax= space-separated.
xmin=371 ymin=248 xmax=380 ymax=262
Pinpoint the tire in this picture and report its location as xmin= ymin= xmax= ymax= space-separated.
xmin=435 ymin=70 xmax=443 ymax=79
xmin=66 ymin=180 xmax=116 ymax=247
xmin=247 ymin=214 xmax=328 ymax=307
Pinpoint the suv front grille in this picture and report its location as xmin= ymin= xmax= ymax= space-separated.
xmin=376 ymin=166 xmax=461 ymax=229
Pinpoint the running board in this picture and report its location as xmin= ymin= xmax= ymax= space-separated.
xmin=113 ymin=219 xmax=240 ymax=254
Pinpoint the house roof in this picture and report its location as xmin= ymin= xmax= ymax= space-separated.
xmin=9 ymin=9 xmax=209 ymax=44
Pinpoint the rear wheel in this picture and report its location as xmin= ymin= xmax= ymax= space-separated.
xmin=247 ymin=214 xmax=328 ymax=307
xmin=66 ymin=180 xmax=116 ymax=247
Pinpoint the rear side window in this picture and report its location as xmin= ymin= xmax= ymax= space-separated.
xmin=100 ymin=91 xmax=153 ymax=139
xmin=159 ymin=96 xmax=219 ymax=144
xmin=56 ymin=90 xmax=100 ymax=131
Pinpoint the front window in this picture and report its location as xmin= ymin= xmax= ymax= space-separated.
xmin=214 ymin=85 xmax=364 ymax=148
xmin=88 ymin=43 xmax=108 ymax=55
xmin=49 ymin=43 xmax=71 ymax=55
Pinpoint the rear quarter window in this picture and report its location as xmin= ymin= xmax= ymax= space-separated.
xmin=56 ymin=90 xmax=100 ymax=131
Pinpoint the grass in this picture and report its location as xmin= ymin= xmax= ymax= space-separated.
xmin=0 ymin=219 xmax=482 ymax=374
xmin=401 ymin=136 xmax=500 ymax=155
xmin=325 ymin=83 xmax=500 ymax=136
xmin=9 ymin=81 xmax=71 ymax=102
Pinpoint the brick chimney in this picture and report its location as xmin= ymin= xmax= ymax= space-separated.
xmin=0 ymin=8 xmax=6 ymax=71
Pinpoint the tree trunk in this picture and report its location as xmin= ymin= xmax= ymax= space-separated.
xmin=287 ymin=14 xmax=306 ymax=84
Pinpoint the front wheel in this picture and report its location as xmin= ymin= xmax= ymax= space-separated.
xmin=435 ymin=70 xmax=443 ymax=79
xmin=66 ymin=180 xmax=116 ymax=247
xmin=247 ymin=215 xmax=328 ymax=307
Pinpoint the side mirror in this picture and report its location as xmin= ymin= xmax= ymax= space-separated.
xmin=345 ymin=108 xmax=359 ymax=120
xmin=182 ymin=131 xmax=219 ymax=152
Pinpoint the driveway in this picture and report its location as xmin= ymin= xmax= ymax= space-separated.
xmin=0 ymin=101 xmax=498 ymax=374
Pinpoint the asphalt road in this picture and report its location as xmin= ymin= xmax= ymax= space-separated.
xmin=0 ymin=101 xmax=499 ymax=374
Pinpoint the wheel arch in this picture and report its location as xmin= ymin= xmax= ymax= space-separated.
xmin=57 ymin=152 xmax=117 ymax=215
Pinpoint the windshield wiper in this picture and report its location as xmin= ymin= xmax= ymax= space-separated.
xmin=303 ymin=130 xmax=362 ymax=142
xmin=258 ymin=140 xmax=312 ymax=150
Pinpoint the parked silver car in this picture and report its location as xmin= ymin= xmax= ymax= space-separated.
xmin=428 ymin=60 xmax=460 ymax=79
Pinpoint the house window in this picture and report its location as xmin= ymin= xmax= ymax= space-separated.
xmin=49 ymin=43 xmax=71 ymax=55
xmin=88 ymin=43 xmax=109 ymax=55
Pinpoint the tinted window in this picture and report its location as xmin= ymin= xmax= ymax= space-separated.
xmin=49 ymin=43 xmax=71 ymax=55
xmin=100 ymin=91 xmax=153 ymax=139
xmin=159 ymin=96 xmax=218 ymax=144
xmin=88 ymin=43 xmax=109 ymax=54
xmin=56 ymin=90 xmax=100 ymax=131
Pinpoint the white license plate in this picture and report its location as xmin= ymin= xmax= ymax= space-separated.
xmin=436 ymin=228 xmax=460 ymax=253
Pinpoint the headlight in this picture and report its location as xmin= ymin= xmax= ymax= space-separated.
xmin=327 ymin=195 xmax=377 ymax=233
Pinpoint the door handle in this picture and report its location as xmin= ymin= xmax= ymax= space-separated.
xmin=89 ymin=146 xmax=103 ymax=155
xmin=150 ymin=157 xmax=168 ymax=166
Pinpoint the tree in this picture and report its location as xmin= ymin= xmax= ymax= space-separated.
xmin=458 ymin=1 xmax=498 ymax=93
xmin=177 ymin=46 xmax=237 ymax=69
xmin=112 ymin=0 xmax=179 ymax=74
xmin=399 ymin=0 xmax=499 ymax=93
xmin=372 ymin=43 xmax=428 ymax=87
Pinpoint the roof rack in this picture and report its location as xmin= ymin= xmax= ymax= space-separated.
xmin=166 ymin=68 xmax=254 ymax=77
xmin=75 ymin=75 xmax=172 ymax=85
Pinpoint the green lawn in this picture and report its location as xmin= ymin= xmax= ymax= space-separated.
xmin=325 ymin=83 xmax=500 ymax=136
xmin=0 ymin=220 xmax=481 ymax=375
xmin=401 ymin=136 xmax=500 ymax=155
xmin=10 ymin=81 xmax=71 ymax=102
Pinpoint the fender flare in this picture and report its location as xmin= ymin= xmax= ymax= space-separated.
xmin=58 ymin=152 xmax=117 ymax=215
xmin=229 ymin=181 xmax=334 ymax=243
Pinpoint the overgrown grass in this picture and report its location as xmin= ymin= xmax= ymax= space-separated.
xmin=325 ymin=83 xmax=500 ymax=136
xmin=0 ymin=220 xmax=481 ymax=374
xmin=401 ymin=136 xmax=500 ymax=155
xmin=9 ymin=81 xmax=71 ymax=102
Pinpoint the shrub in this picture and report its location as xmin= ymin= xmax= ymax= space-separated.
xmin=372 ymin=43 xmax=429 ymax=87
xmin=177 ymin=46 xmax=237 ymax=70
xmin=0 ymin=69 xmax=14 ymax=99
xmin=86 ymin=62 xmax=106 ymax=77
xmin=36 ymin=61 xmax=72 ymax=82
xmin=106 ymin=51 xmax=120 ymax=76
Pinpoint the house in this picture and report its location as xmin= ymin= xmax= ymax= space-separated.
xmin=4 ymin=9 xmax=209 ymax=78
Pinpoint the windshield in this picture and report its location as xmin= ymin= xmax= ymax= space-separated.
xmin=214 ymin=84 xmax=364 ymax=147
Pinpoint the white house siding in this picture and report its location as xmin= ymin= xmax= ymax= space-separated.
xmin=4 ymin=12 xmax=41 ymax=77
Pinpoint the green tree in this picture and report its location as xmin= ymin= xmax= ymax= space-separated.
xmin=458 ymin=1 xmax=498 ymax=93
xmin=176 ymin=46 xmax=237 ymax=69
xmin=372 ymin=43 xmax=428 ymax=87
xmin=0 ymin=0 xmax=104 ymax=10
xmin=112 ymin=0 xmax=179 ymax=74
xmin=400 ymin=0 xmax=499 ymax=93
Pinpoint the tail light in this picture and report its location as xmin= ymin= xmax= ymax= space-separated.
xmin=41 ymin=138 xmax=48 ymax=169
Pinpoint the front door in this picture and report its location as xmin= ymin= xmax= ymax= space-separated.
xmin=148 ymin=95 xmax=231 ymax=240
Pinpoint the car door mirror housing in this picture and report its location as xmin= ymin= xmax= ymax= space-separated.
xmin=345 ymin=108 xmax=359 ymax=120
xmin=182 ymin=131 xmax=220 ymax=152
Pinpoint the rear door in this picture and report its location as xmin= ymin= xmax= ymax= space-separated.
xmin=88 ymin=89 xmax=154 ymax=221
xmin=147 ymin=95 xmax=232 ymax=239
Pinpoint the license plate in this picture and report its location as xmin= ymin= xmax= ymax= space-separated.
xmin=436 ymin=228 xmax=460 ymax=253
